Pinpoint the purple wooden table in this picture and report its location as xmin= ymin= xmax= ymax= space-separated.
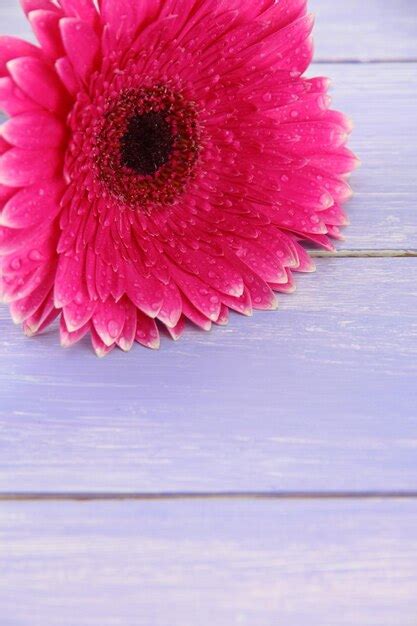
xmin=1 ymin=1 xmax=417 ymax=625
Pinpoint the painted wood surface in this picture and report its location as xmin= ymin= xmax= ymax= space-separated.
xmin=1 ymin=258 xmax=416 ymax=493
xmin=1 ymin=498 xmax=417 ymax=626
xmin=1 ymin=2 xmax=417 ymax=625
xmin=319 ymin=62 xmax=417 ymax=251
xmin=2 ymin=0 xmax=417 ymax=61
xmin=310 ymin=0 xmax=417 ymax=61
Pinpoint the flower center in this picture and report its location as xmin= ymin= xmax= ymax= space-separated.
xmin=94 ymin=85 xmax=201 ymax=211
xmin=120 ymin=110 xmax=174 ymax=176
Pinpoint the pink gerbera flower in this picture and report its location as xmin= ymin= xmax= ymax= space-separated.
xmin=0 ymin=0 xmax=357 ymax=356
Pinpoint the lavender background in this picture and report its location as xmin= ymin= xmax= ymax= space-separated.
xmin=1 ymin=1 xmax=417 ymax=625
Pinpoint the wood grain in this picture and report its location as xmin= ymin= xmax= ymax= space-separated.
xmin=310 ymin=0 xmax=417 ymax=61
xmin=1 ymin=498 xmax=417 ymax=626
xmin=2 ymin=0 xmax=417 ymax=61
xmin=318 ymin=62 xmax=417 ymax=251
xmin=1 ymin=257 xmax=416 ymax=494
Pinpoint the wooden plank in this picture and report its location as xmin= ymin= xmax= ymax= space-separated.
xmin=319 ymin=62 xmax=417 ymax=251
xmin=1 ymin=62 xmax=416 ymax=250
xmin=1 ymin=0 xmax=417 ymax=61
xmin=310 ymin=0 xmax=417 ymax=61
xmin=1 ymin=257 xmax=416 ymax=493
xmin=1 ymin=498 xmax=417 ymax=625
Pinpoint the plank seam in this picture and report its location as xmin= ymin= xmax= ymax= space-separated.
xmin=1 ymin=492 xmax=417 ymax=502
xmin=310 ymin=250 xmax=417 ymax=258
xmin=313 ymin=58 xmax=417 ymax=64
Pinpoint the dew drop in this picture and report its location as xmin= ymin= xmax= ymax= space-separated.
xmin=28 ymin=250 xmax=42 ymax=261
xmin=10 ymin=258 xmax=21 ymax=271
xmin=108 ymin=320 xmax=119 ymax=338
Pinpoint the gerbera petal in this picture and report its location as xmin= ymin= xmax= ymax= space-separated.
xmin=22 ymin=289 xmax=56 ymax=335
xmin=214 ymin=304 xmax=229 ymax=326
xmin=9 ymin=268 xmax=54 ymax=323
xmin=2 ymin=263 xmax=50 ymax=303
xmin=169 ymin=264 xmax=221 ymax=322
xmin=60 ymin=18 xmax=100 ymax=82
xmin=125 ymin=264 xmax=164 ymax=318
xmin=135 ymin=310 xmax=160 ymax=349
xmin=165 ymin=316 xmax=186 ymax=341
xmin=99 ymin=0 xmax=140 ymax=40
xmin=28 ymin=10 xmax=65 ymax=59
xmin=0 ymin=35 xmax=43 ymax=74
xmin=0 ymin=147 xmax=60 ymax=187
xmin=181 ymin=297 xmax=212 ymax=331
xmin=54 ymin=56 xmax=80 ymax=95
xmin=62 ymin=284 xmax=96 ymax=331
xmin=7 ymin=56 xmax=68 ymax=113
xmin=92 ymin=298 xmax=125 ymax=346
xmin=116 ymin=299 xmax=137 ymax=352
xmin=0 ymin=220 xmax=56 ymax=255
xmin=157 ymin=280 xmax=183 ymax=329
xmin=54 ymin=252 xmax=84 ymax=307
xmin=60 ymin=316 xmax=90 ymax=347
xmin=1 ymin=179 xmax=64 ymax=228
xmin=20 ymin=0 xmax=60 ymax=15
xmin=59 ymin=0 xmax=98 ymax=25
xmin=1 ymin=111 xmax=66 ymax=149
xmin=0 ymin=76 xmax=40 ymax=115
xmin=90 ymin=326 xmax=115 ymax=357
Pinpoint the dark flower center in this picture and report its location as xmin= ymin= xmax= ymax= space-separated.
xmin=94 ymin=86 xmax=201 ymax=210
xmin=120 ymin=111 xmax=174 ymax=176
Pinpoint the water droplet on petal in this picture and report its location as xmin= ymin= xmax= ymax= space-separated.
xmin=108 ymin=320 xmax=119 ymax=338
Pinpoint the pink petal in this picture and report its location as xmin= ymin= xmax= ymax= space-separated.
xmin=166 ymin=245 xmax=244 ymax=297
xmin=55 ymin=56 xmax=80 ymax=95
xmin=0 ymin=35 xmax=42 ymax=74
xmin=2 ymin=263 xmax=50 ymax=303
xmin=60 ymin=316 xmax=90 ymax=347
xmin=7 ymin=56 xmax=68 ymax=114
xmin=135 ymin=310 xmax=160 ymax=349
xmin=0 ymin=76 xmax=40 ymax=116
xmin=229 ymin=237 xmax=287 ymax=283
xmin=2 ymin=239 xmax=53 ymax=278
xmin=1 ymin=111 xmax=66 ymax=149
xmin=181 ymin=297 xmax=212 ymax=331
xmin=307 ymin=147 xmax=360 ymax=176
xmin=59 ymin=0 xmax=98 ymax=25
xmin=0 ymin=147 xmax=61 ymax=187
xmin=92 ymin=298 xmax=126 ymax=347
xmin=157 ymin=280 xmax=183 ymax=328
xmin=91 ymin=326 xmax=115 ymax=357
xmin=126 ymin=264 xmax=164 ymax=318
xmin=60 ymin=18 xmax=100 ymax=82
xmin=165 ymin=317 xmax=186 ymax=341
xmin=0 ymin=220 xmax=57 ymax=255
xmin=220 ymin=287 xmax=252 ymax=317
xmin=62 ymin=284 xmax=96 ymax=331
xmin=270 ymin=269 xmax=296 ymax=293
xmin=1 ymin=179 xmax=63 ymax=228
xmin=116 ymin=299 xmax=137 ymax=352
xmin=22 ymin=290 xmax=56 ymax=334
xmin=0 ymin=184 xmax=15 ymax=206
xmin=214 ymin=304 xmax=229 ymax=326
xmin=99 ymin=0 xmax=140 ymax=40
xmin=29 ymin=10 xmax=65 ymax=59
xmin=169 ymin=265 xmax=221 ymax=322
xmin=321 ymin=205 xmax=350 ymax=227
xmin=20 ymin=0 xmax=60 ymax=14
xmin=54 ymin=252 xmax=84 ymax=307
xmin=9 ymin=269 xmax=54 ymax=323
xmin=291 ymin=240 xmax=316 ymax=273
